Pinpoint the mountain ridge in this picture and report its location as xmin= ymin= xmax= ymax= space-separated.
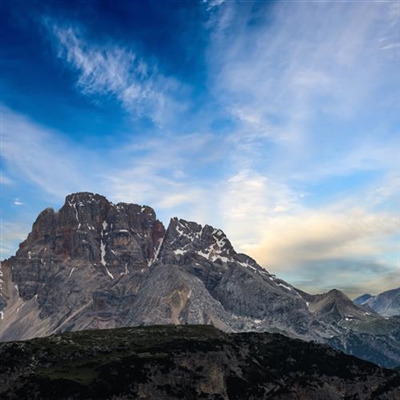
xmin=354 ymin=288 xmax=400 ymax=317
xmin=1 ymin=192 xmax=399 ymax=369
xmin=1 ymin=324 xmax=400 ymax=400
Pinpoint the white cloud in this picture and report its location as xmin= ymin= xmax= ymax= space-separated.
xmin=216 ymin=174 xmax=399 ymax=296
xmin=45 ymin=21 xmax=185 ymax=125
xmin=248 ymin=209 xmax=399 ymax=268
xmin=203 ymin=0 xmax=225 ymax=11
xmin=103 ymin=132 xmax=226 ymax=225
xmin=0 ymin=105 xmax=96 ymax=199
xmin=206 ymin=0 xmax=399 ymax=171
xmin=13 ymin=199 xmax=24 ymax=206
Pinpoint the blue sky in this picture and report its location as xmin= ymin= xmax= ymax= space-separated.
xmin=1 ymin=0 xmax=399 ymax=297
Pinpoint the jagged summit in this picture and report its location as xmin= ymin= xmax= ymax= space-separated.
xmin=1 ymin=192 xmax=306 ymax=342
xmin=158 ymin=217 xmax=265 ymax=274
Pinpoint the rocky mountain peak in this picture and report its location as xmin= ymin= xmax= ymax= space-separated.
xmin=303 ymin=288 xmax=374 ymax=325
xmin=0 ymin=193 xmax=166 ymax=330
xmin=159 ymin=217 xmax=264 ymax=275
xmin=159 ymin=217 xmax=234 ymax=263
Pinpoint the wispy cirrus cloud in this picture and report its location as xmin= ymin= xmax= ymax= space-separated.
xmin=0 ymin=105 xmax=95 ymax=198
xmin=206 ymin=0 xmax=399 ymax=176
xmin=104 ymin=131 xmax=228 ymax=224
xmin=44 ymin=20 xmax=185 ymax=125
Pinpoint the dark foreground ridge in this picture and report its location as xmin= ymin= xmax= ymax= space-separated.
xmin=1 ymin=325 xmax=399 ymax=400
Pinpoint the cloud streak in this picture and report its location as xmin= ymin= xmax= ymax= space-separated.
xmin=0 ymin=105 xmax=93 ymax=198
xmin=45 ymin=20 xmax=185 ymax=125
xmin=206 ymin=0 xmax=399 ymax=177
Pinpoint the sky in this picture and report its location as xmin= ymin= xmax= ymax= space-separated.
xmin=0 ymin=0 xmax=399 ymax=298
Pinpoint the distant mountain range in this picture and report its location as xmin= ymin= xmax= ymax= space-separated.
xmin=354 ymin=288 xmax=400 ymax=317
xmin=1 ymin=192 xmax=399 ymax=369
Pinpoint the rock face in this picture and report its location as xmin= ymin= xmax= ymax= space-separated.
xmin=354 ymin=288 xmax=400 ymax=317
xmin=1 ymin=192 xmax=399 ymax=369
xmin=0 ymin=193 xmax=165 ymax=340
xmin=1 ymin=325 xmax=399 ymax=400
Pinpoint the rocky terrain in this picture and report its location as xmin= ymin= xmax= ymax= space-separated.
xmin=1 ymin=325 xmax=399 ymax=400
xmin=1 ymin=192 xmax=399 ymax=369
xmin=354 ymin=288 xmax=400 ymax=317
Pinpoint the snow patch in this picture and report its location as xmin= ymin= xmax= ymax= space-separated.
xmin=14 ymin=284 xmax=19 ymax=295
xmin=68 ymin=201 xmax=79 ymax=222
xmin=175 ymin=223 xmax=186 ymax=237
xmin=153 ymin=237 xmax=164 ymax=261
xmin=238 ymin=261 xmax=257 ymax=271
xmin=104 ymin=265 xmax=114 ymax=280
xmin=198 ymin=250 xmax=211 ymax=259
xmin=100 ymin=242 xmax=106 ymax=266
xmin=100 ymin=222 xmax=107 ymax=267
xmin=68 ymin=267 xmax=75 ymax=278
xmin=28 ymin=251 xmax=32 ymax=260
xmin=0 ymin=311 xmax=3 ymax=320
xmin=278 ymin=283 xmax=292 ymax=291
xmin=174 ymin=249 xmax=186 ymax=255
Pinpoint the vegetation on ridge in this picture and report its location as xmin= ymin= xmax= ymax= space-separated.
xmin=1 ymin=325 xmax=399 ymax=399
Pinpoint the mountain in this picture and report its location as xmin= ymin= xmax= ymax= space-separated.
xmin=296 ymin=288 xmax=376 ymax=325
xmin=354 ymin=293 xmax=373 ymax=304
xmin=1 ymin=192 xmax=399 ymax=369
xmin=1 ymin=325 xmax=399 ymax=400
xmin=354 ymin=288 xmax=400 ymax=317
xmin=0 ymin=192 xmax=324 ymax=342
